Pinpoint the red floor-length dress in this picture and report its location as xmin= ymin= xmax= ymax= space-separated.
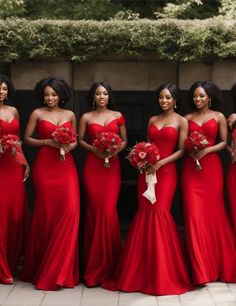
xmin=0 ymin=118 xmax=29 ymax=284
xmin=21 ymin=120 xmax=80 ymax=290
xmin=227 ymin=129 xmax=236 ymax=234
xmin=182 ymin=119 xmax=236 ymax=285
xmin=83 ymin=116 xmax=125 ymax=287
xmin=102 ymin=124 xmax=194 ymax=295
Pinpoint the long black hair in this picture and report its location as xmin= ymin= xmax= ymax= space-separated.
xmin=188 ymin=81 xmax=222 ymax=111
xmin=155 ymin=83 xmax=182 ymax=112
xmin=0 ymin=74 xmax=15 ymax=101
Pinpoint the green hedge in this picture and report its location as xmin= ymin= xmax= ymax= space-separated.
xmin=1 ymin=18 xmax=236 ymax=64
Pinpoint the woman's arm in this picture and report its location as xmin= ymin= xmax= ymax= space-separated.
xmin=226 ymin=115 xmax=236 ymax=162
xmin=61 ymin=112 xmax=78 ymax=153
xmin=12 ymin=106 xmax=19 ymax=119
xmin=14 ymin=108 xmax=30 ymax=181
xmin=228 ymin=140 xmax=236 ymax=163
xmin=196 ymin=112 xmax=227 ymax=160
xmin=78 ymin=113 xmax=96 ymax=153
xmin=227 ymin=113 xmax=236 ymax=130
xmin=24 ymin=110 xmax=59 ymax=148
xmin=117 ymin=121 xmax=127 ymax=153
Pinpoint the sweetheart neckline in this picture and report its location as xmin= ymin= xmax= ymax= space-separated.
xmin=0 ymin=117 xmax=17 ymax=124
xmin=38 ymin=119 xmax=71 ymax=127
xmin=150 ymin=124 xmax=178 ymax=132
xmin=189 ymin=118 xmax=217 ymax=127
xmin=87 ymin=116 xmax=123 ymax=127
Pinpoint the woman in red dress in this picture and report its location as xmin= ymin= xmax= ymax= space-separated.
xmin=21 ymin=77 xmax=80 ymax=290
xmin=0 ymin=74 xmax=30 ymax=284
xmin=227 ymin=84 xmax=236 ymax=234
xmin=102 ymin=84 xmax=194 ymax=295
xmin=182 ymin=81 xmax=236 ymax=285
xmin=78 ymin=82 xmax=127 ymax=287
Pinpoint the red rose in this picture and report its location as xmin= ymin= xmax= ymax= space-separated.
xmin=127 ymin=142 xmax=160 ymax=173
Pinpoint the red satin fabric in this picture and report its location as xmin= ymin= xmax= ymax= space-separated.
xmin=0 ymin=118 xmax=29 ymax=284
xmin=182 ymin=119 xmax=236 ymax=285
xmin=83 ymin=117 xmax=125 ymax=287
xmin=227 ymin=130 xmax=236 ymax=234
xmin=102 ymin=125 xmax=194 ymax=295
xmin=21 ymin=120 xmax=80 ymax=290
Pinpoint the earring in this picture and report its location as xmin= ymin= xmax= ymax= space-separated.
xmin=61 ymin=100 xmax=65 ymax=104
xmin=174 ymin=103 xmax=177 ymax=109
xmin=208 ymin=100 xmax=211 ymax=108
xmin=92 ymin=101 xmax=96 ymax=108
xmin=43 ymin=100 xmax=46 ymax=105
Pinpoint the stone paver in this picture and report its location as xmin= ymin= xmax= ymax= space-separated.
xmin=0 ymin=281 xmax=236 ymax=306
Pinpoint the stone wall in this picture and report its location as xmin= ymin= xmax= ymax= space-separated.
xmin=11 ymin=60 xmax=236 ymax=91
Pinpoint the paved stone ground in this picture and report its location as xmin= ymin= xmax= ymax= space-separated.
xmin=0 ymin=281 xmax=236 ymax=306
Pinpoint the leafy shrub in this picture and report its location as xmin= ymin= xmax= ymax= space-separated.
xmin=1 ymin=18 xmax=236 ymax=64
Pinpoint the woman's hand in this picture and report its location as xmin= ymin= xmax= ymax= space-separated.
xmin=192 ymin=147 xmax=210 ymax=161
xmin=45 ymin=139 xmax=61 ymax=149
xmin=146 ymin=161 xmax=162 ymax=175
xmin=231 ymin=149 xmax=236 ymax=163
xmin=106 ymin=150 xmax=120 ymax=159
xmin=23 ymin=163 xmax=30 ymax=182
xmin=92 ymin=148 xmax=117 ymax=159
xmin=92 ymin=147 xmax=104 ymax=159
xmin=61 ymin=143 xmax=75 ymax=154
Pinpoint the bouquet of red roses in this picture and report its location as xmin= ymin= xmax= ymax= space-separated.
xmin=0 ymin=134 xmax=26 ymax=165
xmin=184 ymin=130 xmax=209 ymax=170
xmin=127 ymin=142 xmax=160 ymax=173
xmin=92 ymin=132 xmax=122 ymax=168
xmin=52 ymin=127 xmax=76 ymax=161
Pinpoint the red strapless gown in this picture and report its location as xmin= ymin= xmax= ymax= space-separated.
xmin=227 ymin=130 xmax=236 ymax=234
xmin=21 ymin=120 xmax=80 ymax=290
xmin=0 ymin=118 xmax=29 ymax=284
xmin=102 ymin=125 xmax=194 ymax=295
xmin=182 ymin=119 xmax=236 ymax=285
xmin=83 ymin=116 xmax=125 ymax=287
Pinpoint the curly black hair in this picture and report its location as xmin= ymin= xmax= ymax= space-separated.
xmin=34 ymin=76 xmax=71 ymax=106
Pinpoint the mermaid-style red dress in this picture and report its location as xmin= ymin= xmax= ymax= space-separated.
xmin=0 ymin=118 xmax=29 ymax=284
xmin=102 ymin=124 xmax=194 ymax=295
xmin=83 ymin=116 xmax=125 ymax=287
xmin=227 ymin=128 xmax=236 ymax=234
xmin=21 ymin=120 xmax=80 ymax=290
xmin=182 ymin=119 xmax=236 ymax=285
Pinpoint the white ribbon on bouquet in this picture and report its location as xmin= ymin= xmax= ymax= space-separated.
xmin=142 ymin=173 xmax=157 ymax=204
